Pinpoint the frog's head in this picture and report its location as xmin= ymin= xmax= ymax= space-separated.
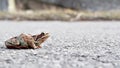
xmin=33 ymin=32 xmax=50 ymax=42
xmin=39 ymin=32 xmax=50 ymax=41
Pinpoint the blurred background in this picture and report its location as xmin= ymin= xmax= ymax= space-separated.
xmin=1 ymin=0 xmax=120 ymax=21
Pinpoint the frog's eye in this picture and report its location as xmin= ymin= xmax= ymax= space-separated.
xmin=41 ymin=32 xmax=45 ymax=36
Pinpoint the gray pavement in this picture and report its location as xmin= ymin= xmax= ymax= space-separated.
xmin=0 ymin=21 xmax=120 ymax=68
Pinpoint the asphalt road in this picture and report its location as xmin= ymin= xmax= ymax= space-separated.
xmin=0 ymin=21 xmax=120 ymax=68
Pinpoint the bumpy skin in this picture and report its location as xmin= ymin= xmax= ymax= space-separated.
xmin=5 ymin=32 xmax=49 ymax=49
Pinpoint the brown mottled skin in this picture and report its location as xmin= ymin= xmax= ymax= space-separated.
xmin=5 ymin=32 xmax=49 ymax=49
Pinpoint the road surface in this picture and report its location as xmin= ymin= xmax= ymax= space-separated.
xmin=0 ymin=21 xmax=120 ymax=68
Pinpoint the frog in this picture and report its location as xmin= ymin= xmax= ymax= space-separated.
xmin=5 ymin=32 xmax=49 ymax=49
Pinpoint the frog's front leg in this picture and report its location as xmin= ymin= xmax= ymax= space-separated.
xmin=27 ymin=40 xmax=37 ymax=49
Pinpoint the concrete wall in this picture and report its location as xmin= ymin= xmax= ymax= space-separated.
xmin=39 ymin=0 xmax=120 ymax=11
xmin=1 ymin=0 xmax=120 ymax=11
xmin=80 ymin=0 xmax=120 ymax=11
xmin=0 ymin=0 xmax=8 ymax=11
